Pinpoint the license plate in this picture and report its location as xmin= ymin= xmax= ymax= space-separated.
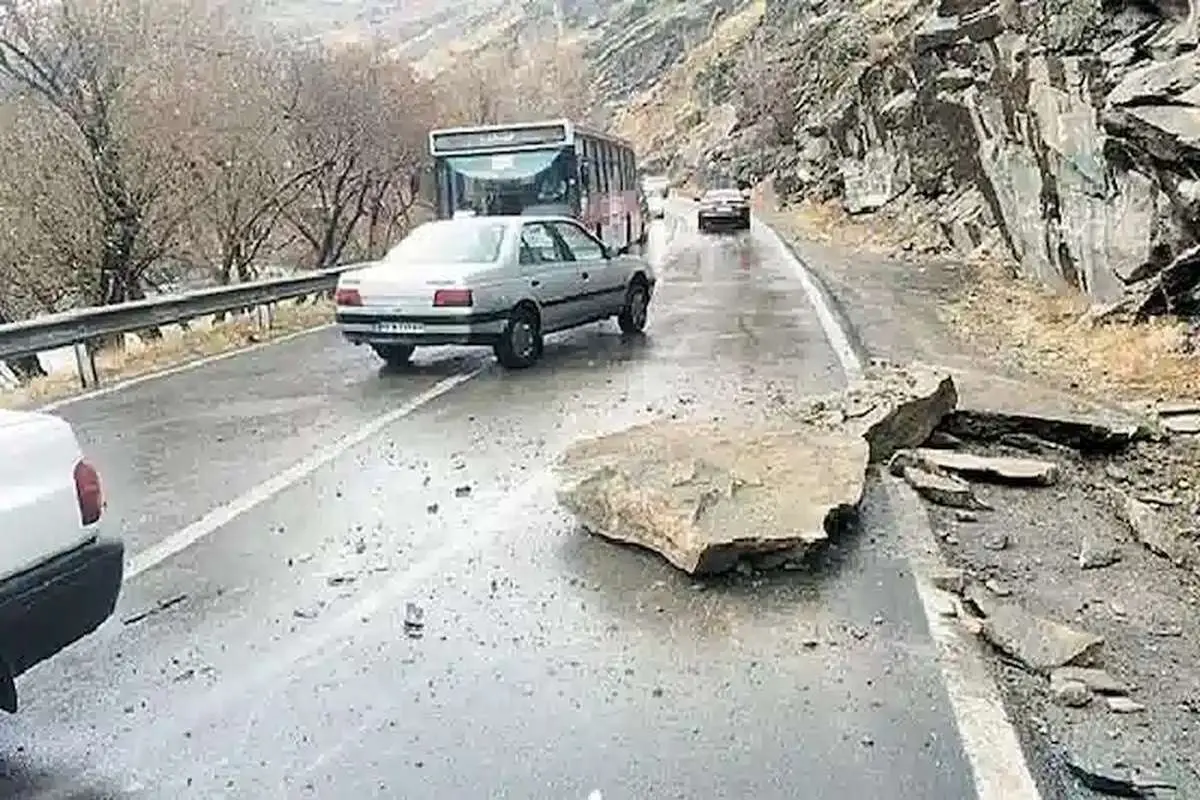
xmin=717 ymin=206 xmax=732 ymax=213
xmin=376 ymin=321 xmax=423 ymax=334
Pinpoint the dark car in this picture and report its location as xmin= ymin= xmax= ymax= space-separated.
xmin=696 ymin=188 xmax=750 ymax=232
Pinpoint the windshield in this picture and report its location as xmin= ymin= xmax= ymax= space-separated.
xmin=382 ymin=219 xmax=508 ymax=264
xmin=438 ymin=148 xmax=573 ymax=217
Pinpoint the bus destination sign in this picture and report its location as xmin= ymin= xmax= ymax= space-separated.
xmin=431 ymin=124 xmax=569 ymax=153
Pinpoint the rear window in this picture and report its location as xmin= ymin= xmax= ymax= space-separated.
xmin=704 ymin=190 xmax=743 ymax=202
xmin=382 ymin=220 xmax=508 ymax=265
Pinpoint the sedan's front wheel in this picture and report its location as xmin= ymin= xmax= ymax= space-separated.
xmin=494 ymin=306 xmax=543 ymax=369
xmin=371 ymin=343 xmax=415 ymax=367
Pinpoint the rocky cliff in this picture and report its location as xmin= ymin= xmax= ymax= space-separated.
xmin=678 ymin=0 xmax=1200 ymax=317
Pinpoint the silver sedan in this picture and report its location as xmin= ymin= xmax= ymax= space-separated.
xmin=334 ymin=216 xmax=658 ymax=369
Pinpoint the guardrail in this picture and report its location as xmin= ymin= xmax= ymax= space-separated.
xmin=0 ymin=262 xmax=370 ymax=390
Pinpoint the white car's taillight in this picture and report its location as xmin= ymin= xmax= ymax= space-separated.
xmin=74 ymin=459 xmax=103 ymax=526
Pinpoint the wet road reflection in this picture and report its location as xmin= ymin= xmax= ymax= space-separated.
xmin=1 ymin=210 xmax=976 ymax=799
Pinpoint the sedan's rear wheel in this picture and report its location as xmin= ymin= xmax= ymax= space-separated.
xmin=371 ymin=343 xmax=415 ymax=367
xmin=618 ymin=283 xmax=650 ymax=334
xmin=494 ymin=306 xmax=543 ymax=369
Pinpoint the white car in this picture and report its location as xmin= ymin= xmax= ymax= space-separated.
xmin=335 ymin=216 xmax=658 ymax=369
xmin=0 ymin=409 xmax=123 ymax=712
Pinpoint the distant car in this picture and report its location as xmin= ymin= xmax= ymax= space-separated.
xmin=646 ymin=192 xmax=666 ymax=220
xmin=335 ymin=216 xmax=658 ymax=369
xmin=0 ymin=410 xmax=123 ymax=713
xmin=696 ymin=188 xmax=751 ymax=232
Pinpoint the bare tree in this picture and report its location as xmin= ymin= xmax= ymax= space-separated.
xmin=177 ymin=37 xmax=320 ymax=285
xmin=281 ymin=44 xmax=433 ymax=268
xmin=0 ymin=0 xmax=200 ymax=310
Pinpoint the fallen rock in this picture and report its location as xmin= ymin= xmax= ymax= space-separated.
xmin=1079 ymin=534 xmax=1123 ymax=570
xmin=1106 ymin=696 xmax=1146 ymax=714
xmin=1063 ymin=739 xmax=1177 ymax=797
xmin=1120 ymin=494 xmax=1199 ymax=569
xmin=977 ymin=602 xmax=1104 ymax=674
xmin=1052 ymin=666 xmax=1129 ymax=696
xmin=898 ymin=464 xmax=990 ymax=509
xmin=555 ymin=421 xmax=868 ymax=575
xmin=794 ymin=361 xmax=958 ymax=463
xmin=930 ymin=567 xmax=968 ymax=595
xmin=556 ymin=364 xmax=960 ymax=575
xmin=1050 ymin=676 xmax=1093 ymax=708
xmin=1161 ymin=413 xmax=1200 ymax=434
xmin=907 ymin=448 xmax=1060 ymax=486
xmin=850 ymin=364 xmax=958 ymax=462
xmin=938 ymin=409 xmax=1141 ymax=453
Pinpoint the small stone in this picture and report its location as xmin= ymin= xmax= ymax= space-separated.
xmin=902 ymin=465 xmax=988 ymax=509
xmin=454 ymin=485 xmax=472 ymax=497
xmin=1051 ymin=678 xmax=1092 ymax=707
xmin=930 ymin=568 xmax=967 ymax=595
xmin=426 ymin=503 xmax=439 ymax=514
xmin=955 ymin=510 xmax=978 ymax=522
xmin=1105 ymin=696 xmax=1145 ymax=714
xmin=1052 ymin=667 xmax=1129 ymax=696
xmin=1105 ymin=465 xmax=1130 ymax=482
xmin=293 ymin=607 xmax=319 ymax=620
xmin=984 ymin=578 xmax=1012 ymax=597
xmin=983 ymin=533 xmax=1009 ymax=551
xmin=1078 ymin=535 xmax=1122 ymax=570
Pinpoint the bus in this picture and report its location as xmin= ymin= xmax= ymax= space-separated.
xmin=427 ymin=119 xmax=647 ymax=255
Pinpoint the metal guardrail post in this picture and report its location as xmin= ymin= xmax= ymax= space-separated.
xmin=72 ymin=342 xmax=99 ymax=388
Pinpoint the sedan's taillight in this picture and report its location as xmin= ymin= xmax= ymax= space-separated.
xmin=433 ymin=289 xmax=472 ymax=307
xmin=74 ymin=459 xmax=103 ymax=526
xmin=334 ymin=287 xmax=362 ymax=306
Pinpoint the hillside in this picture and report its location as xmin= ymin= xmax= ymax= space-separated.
xmin=398 ymin=0 xmax=1200 ymax=323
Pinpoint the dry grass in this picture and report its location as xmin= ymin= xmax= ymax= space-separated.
xmin=758 ymin=193 xmax=946 ymax=255
xmin=759 ymin=186 xmax=1200 ymax=402
xmin=0 ymin=299 xmax=334 ymax=410
xmin=944 ymin=257 xmax=1200 ymax=402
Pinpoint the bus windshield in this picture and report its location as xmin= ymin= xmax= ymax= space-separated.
xmin=439 ymin=148 xmax=572 ymax=217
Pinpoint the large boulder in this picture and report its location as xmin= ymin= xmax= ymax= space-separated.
xmin=555 ymin=362 xmax=957 ymax=575
xmin=556 ymin=422 xmax=869 ymax=574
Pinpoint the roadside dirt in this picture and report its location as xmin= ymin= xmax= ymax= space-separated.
xmin=761 ymin=197 xmax=1200 ymax=797
xmin=0 ymin=299 xmax=333 ymax=410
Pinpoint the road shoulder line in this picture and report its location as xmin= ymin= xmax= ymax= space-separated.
xmin=761 ymin=217 xmax=1042 ymax=800
xmin=36 ymin=324 xmax=335 ymax=413
xmin=124 ymin=366 xmax=485 ymax=580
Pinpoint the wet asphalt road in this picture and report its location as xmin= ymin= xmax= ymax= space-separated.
xmin=0 ymin=211 xmax=979 ymax=798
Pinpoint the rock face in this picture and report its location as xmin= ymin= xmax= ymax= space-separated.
xmin=666 ymin=0 xmax=1200 ymax=315
xmin=556 ymin=362 xmax=956 ymax=574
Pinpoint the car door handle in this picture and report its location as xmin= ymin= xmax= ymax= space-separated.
xmin=581 ymin=271 xmax=589 ymax=280
xmin=530 ymin=279 xmax=540 ymax=287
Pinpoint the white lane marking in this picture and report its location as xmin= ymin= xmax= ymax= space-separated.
xmin=124 ymin=366 xmax=485 ymax=580
xmin=753 ymin=219 xmax=863 ymax=380
xmin=36 ymin=323 xmax=335 ymax=413
xmin=762 ymin=215 xmax=1040 ymax=799
xmin=886 ymin=478 xmax=1043 ymax=800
